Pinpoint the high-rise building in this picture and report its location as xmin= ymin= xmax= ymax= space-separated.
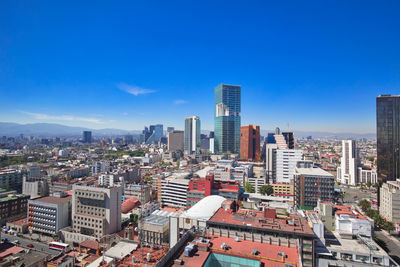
xmin=168 ymin=130 xmax=184 ymax=152
xmin=167 ymin=127 xmax=175 ymax=133
xmin=184 ymin=116 xmax=201 ymax=155
xmin=276 ymin=149 xmax=302 ymax=183
xmin=72 ymin=184 xmax=122 ymax=238
xmin=82 ymin=131 xmax=92 ymax=143
xmin=214 ymin=84 xmax=241 ymax=154
xmin=377 ymin=95 xmax=400 ymax=184
xmin=282 ymin=132 xmax=295 ymax=149
xmin=240 ymin=125 xmax=260 ymax=161
xmin=379 ymin=179 xmax=400 ymax=232
xmin=338 ymin=140 xmax=359 ymax=185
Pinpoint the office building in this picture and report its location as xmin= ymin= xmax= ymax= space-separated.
xmin=265 ymin=143 xmax=278 ymax=183
xmin=377 ymin=95 xmax=400 ymax=184
xmin=338 ymin=140 xmax=359 ymax=185
xmin=282 ymin=131 xmax=295 ymax=149
xmin=72 ymin=184 xmax=123 ymax=238
xmin=276 ymin=149 xmax=302 ymax=183
xmin=184 ymin=116 xmax=201 ymax=155
xmin=27 ymin=192 xmax=71 ymax=235
xmin=140 ymin=124 xmax=164 ymax=144
xmin=214 ymin=84 xmax=241 ymax=154
xmin=158 ymin=173 xmax=191 ymax=208
xmin=294 ymin=161 xmax=335 ymax=208
xmin=83 ymin=131 xmax=92 ymax=143
xmin=28 ymin=163 xmax=41 ymax=180
xmin=168 ymin=130 xmax=184 ymax=152
xmin=380 ymin=179 xmax=400 ymax=232
xmin=240 ymin=125 xmax=261 ymax=161
xmin=167 ymin=127 xmax=175 ymax=133
xmin=358 ymin=167 xmax=378 ymax=184
xmin=186 ymin=174 xmax=241 ymax=207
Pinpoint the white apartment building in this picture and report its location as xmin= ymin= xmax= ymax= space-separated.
xmin=184 ymin=116 xmax=201 ymax=155
xmin=98 ymin=174 xmax=114 ymax=187
xmin=27 ymin=192 xmax=71 ymax=235
xmin=380 ymin=180 xmax=400 ymax=232
xmin=275 ymin=149 xmax=302 ymax=183
xmin=339 ymin=140 xmax=359 ymax=185
xmin=358 ymin=167 xmax=378 ymax=184
xmin=159 ymin=175 xmax=189 ymax=208
xmin=72 ymin=184 xmax=123 ymax=238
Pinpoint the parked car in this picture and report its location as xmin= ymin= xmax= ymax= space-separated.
xmin=1 ymin=238 xmax=8 ymax=242
xmin=27 ymin=243 xmax=34 ymax=248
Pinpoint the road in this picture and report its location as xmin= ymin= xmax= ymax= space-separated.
xmin=339 ymin=185 xmax=377 ymax=204
xmin=375 ymin=230 xmax=400 ymax=265
xmin=1 ymin=234 xmax=61 ymax=256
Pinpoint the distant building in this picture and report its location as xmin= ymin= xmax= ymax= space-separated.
xmin=0 ymin=168 xmax=27 ymax=192
xmin=124 ymin=184 xmax=151 ymax=204
xmin=27 ymin=192 xmax=71 ymax=235
xmin=240 ymin=125 xmax=261 ymax=161
xmin=167 ymin=127 xmax=175 ymax=133
xmin=282 ymin=132 xmax=295 ymax=149
xmin=82 ymin=131 xmax=92 ymax=143
xmin=377 ymin=95 xmax=400 ymax=184
xmin=98 ymin=174 xmax=114 ymax=187
xmin=28 ymin=163 xmax=40 ymax=180
xmin=294 ymin=161 xmax=335 ymax=208
xmin=184 ymin=116 xmax=201 ymax=155
xmin=214 ymin=84 xmax=241 ymax=154
xmin=168 ymin=130 xmax=184 ymax=152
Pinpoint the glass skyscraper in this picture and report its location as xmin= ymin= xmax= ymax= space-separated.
xmin=184 ymin=116 xmax=201 ymax=154
xmin=214 ymin=84 xmax=241 ymax=154
xmin=377 ymin=95 xmax=400 ymax=184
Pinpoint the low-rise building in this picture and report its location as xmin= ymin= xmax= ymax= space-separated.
xmin=28 ymin=192 xmax=71 ymax=235
xmin=124 ymin=184 xmax=151 ymax=204
xmin=0 ymin=193 xmax=29 ymax=225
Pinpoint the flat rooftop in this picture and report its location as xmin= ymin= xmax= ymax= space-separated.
xmin=209 ymin=208 xmax=314 ymax=237
xmin=175 ymin=236 xmax=300 ymax=267
xmin=30 ymin=195 xmax=72 ymax=205
xmin=295 ymin=167 xmax=334 ymax=177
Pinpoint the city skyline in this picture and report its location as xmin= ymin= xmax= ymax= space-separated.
xmin=1 ymin=1 xmax=400 ymax=133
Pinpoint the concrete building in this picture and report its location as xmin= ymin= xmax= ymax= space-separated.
xmin=27 ymin=192 xmax=71 ymax=235
xmin=380 ymin=179 xmax=400 ymax=232
xmin=158 ymin=173 xmax=190 ymax=208
xmin=265 ymin=143 xmax=278 ymax=183
xmin=0 ymin=168 xmax=27 ymax=192
xmin=214 ymin=84 xmax=241 ymax=154
xmin=0 ymin=192 xmax=29 ymax=225
xmin=335 ymin=205 xmax=372 ymax=237
xmin=124 ymin=184 xmax=151 ymax=204
xmin=28 ymin=163 xmax=41 ymax=180
xmin=339 ymin=140 xmax=359 ymax=185
xmin=72 ymin=184 xmax=123 ymax=238
xmin=168 ymin=130 xmax=184 ymax=152
xmin=240 ymin=125 xmax=260 ymax=161
xmin=358 ymin=167 xmax=378 ymax=184
xmin=294 ymin=161 xmax=335 ymax=208
xmin=98 ymin=174 xmax=114 ymax=187
xmin=91 ymin=161 xmax=110 ymax=175
xmin=184 ymin=116 xmax=201 ymax=155
xmin=276 ymin=149 xmax=302 ymax=183
xmin=22 ymin=176 xmax=49 ymax=199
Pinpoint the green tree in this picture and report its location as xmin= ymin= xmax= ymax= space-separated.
xmin=383 ymin=221 xmax=395 ymax=232
xmin=358 ymin=199 xmax=371 ymax=212
xmin=244 ymin=182 xmax=255 ymax=193
xmin=367 ymin=181 xmax=372 ymax=189
xmin=259 ymin=185 xmax=274 ymax=196
xmin=337 ymin=181 xmax=341 ymax=185
xmin=130 ymin=213 xmax=139 ymax=223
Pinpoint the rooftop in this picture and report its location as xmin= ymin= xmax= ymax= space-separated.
xmin=295 ymin=166 xmax=334 ymax=177
xmin=209 ymin=208 xmax=314 ymax=237
xmin=30 ymin=195 xmax=72 ymax=205
xmin=180 ymin=195 xmax=226 ymax=221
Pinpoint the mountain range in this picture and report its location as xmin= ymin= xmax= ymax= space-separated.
xmin=0 ymin=122 xmax=375 ymax=139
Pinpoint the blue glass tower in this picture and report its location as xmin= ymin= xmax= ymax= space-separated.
xmin=214 ymin=84 xmax=241 ymax=154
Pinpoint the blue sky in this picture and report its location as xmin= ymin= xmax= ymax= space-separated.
xmin=1 ymin=1 xmax=399 ymax=133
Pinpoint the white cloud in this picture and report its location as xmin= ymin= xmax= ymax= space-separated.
xmin=174 ymin=99 xmax=188 ymax=105
xmin=118 ymin=83 xmax=156 ymax=96
xmin=21 ymin=111 xmax=104 ymax=124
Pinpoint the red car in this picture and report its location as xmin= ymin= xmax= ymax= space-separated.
xmin=27 ymin=244 xmax=34 ymax=248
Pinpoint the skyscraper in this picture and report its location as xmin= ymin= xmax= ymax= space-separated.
xmin=240 ymin=125 xmax=260 ymax=161
xmin=338 ymin=140 xmax=359 ymax=185
xmin=214 ymin=84 xmax=241 ymax=154
xmin=184 ymin=116 xmax=201 ymax=154
xmin=168 ymin=130 xmax=184 ymax=151
xmin=82 ymin=131 xmax=92 ymax=143
xmin=377 ymin=95 xmax=400 ymax=184
xmin=282 ymin=132 xmax=295 ymax=149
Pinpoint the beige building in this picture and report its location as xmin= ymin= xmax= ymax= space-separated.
xmin=271 ymin=183 xmax=294 ymax=198
xmin=380 ymin=179 xmax=400 ymax=232
xmin=72 ymin=184 xmax=123 ymax=239
xmin=168 ymin=130 xmax=184 ymax=152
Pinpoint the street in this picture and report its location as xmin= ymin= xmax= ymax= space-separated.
xmin=339 ymin=185 xmax=377 ymax=204
xmin=1 ymin=234 xmax=61 ymax=256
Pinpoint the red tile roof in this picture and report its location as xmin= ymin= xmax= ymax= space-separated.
xmin=121 ymin=197 xmax=141 ymax=214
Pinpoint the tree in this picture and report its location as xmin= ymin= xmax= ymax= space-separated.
xmin=337 ymin=181 xmax=341 ymax=185
xmin=259 ymin=185 xmax=274 ymax=196
xmin=367 ymin=181 xmax=372 ymax=189
xmin=383 ymin=221 xmax=395 ymax=232
xmin=130 ymin=213 xmax=139 ymax=223
xmin=358 ymin=199 xmax=371 ymax=212
xmin=244 ymin=182 xmax=255 ymax=193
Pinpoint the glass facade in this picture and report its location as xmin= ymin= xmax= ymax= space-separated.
xmin=377 ymin=95 xmax=400 ymax=184
xmin=214 ymin=84 xmax=241 ymax=154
